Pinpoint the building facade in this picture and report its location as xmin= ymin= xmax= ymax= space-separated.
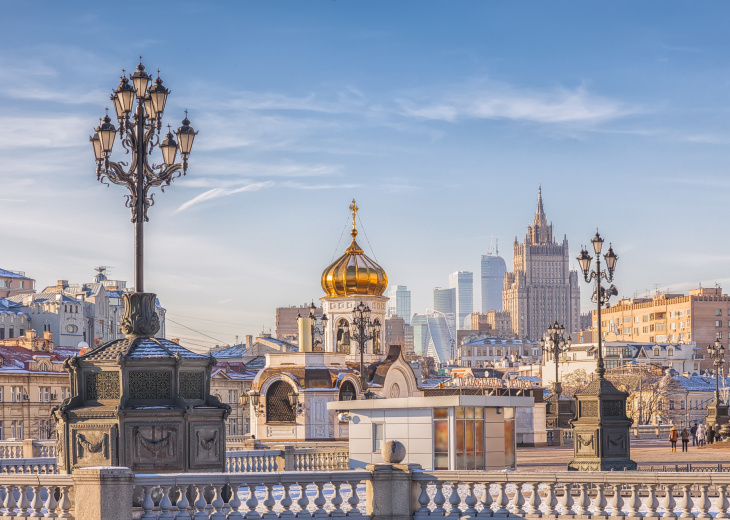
xmin=502 ymin=186 xmax=580 ymax=340
xmin=387 ymin=285 xmax=411 ymax=325
xmin=481 ymin=253 xmax=506 ymax=312
xmin=0 ymin=269 xmax=34 ymax=299
xmin=591 ymin=286 xmax=730 ymax=370
xmin=459 ymin=335 xmax=541 ymax=368
xmin=275 ymin=304 xmax=323 ymax=343
xmin=449 ymin=271 xmax=473 ymax=331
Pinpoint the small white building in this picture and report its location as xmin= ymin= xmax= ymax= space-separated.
xmin=329 ymin=394 xmax=533 ymax=470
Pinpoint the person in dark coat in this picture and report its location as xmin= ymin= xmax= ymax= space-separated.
xmin=681 ymin=427 xmax=690 ymax=452
xmin=708 ymin=424 xmax=715 ymax=445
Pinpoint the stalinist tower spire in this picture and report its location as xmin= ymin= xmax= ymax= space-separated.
xmin=535 ymin=183 xmax=547 ymax=227
xmin=528 ymin=183 xmax=552 ymax=245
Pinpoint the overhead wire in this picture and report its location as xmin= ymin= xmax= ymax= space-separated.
xmin=166 ymin=318 xmax=230 ymax=344
xmin=357 ymin=214 xmax=379 ymax=264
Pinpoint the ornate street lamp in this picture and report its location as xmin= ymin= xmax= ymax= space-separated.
xmin=308 ymin=302 xmax=328 ymax=349
xmin=569 ymin=231 xmax=635 ymax=471
xmin=352 ymin=301 xmax=382 ymax=393
xmin=92 ymin=59 xmax=196 ymax=306
xmin=540 ymin=320 xmax=571 ymax=397
xmin=708 ymin=338 xmax=725 ymax=405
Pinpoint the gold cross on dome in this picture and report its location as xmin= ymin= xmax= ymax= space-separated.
xmin=349 ymin=199 xmax=358 ymax=230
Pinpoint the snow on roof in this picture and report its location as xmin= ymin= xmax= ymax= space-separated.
xmin=0 ymin=269 xmax=32 ymax=280
xmin=80 ymin=337 xmax=208 ymax=361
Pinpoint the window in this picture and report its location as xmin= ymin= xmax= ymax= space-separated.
xmin=433 ymin=408 xmax=449 ymax=470
xmin=11 ymin=386 xmax=21 ymax=403
xmin=717 ymin=309 xmax=722 ymax=316
xmin=455 ymin=407 xmax=485 ymax=470
xmin=10 ymin=420 xmax=22 ymax=440
xmin=228 ymin=390 xmax=238 ymax=404
xmin=0 ymin=328 xmax=3 ymax=340
xmin=373 ymin=423 xmax=385 ymax=452
xmin=0 ymin=387 xmax=2 ymax=402
xmin=716 ymin=321 xmax=722 ymax=327
xmin=228 ymin=418 xmax=238 ymax=436
xmin=8 ymin=328 xmax=13 ymax=339
xmin=265 ymin=381 xmax=296 ymax=423
xmin=668 ymin=348 xmax=674 ymax=357
xmin=0 ymin=280 xmax=6 ymax=288
xmin=669 ymin=401 xmax=675 ymax=411
xmin=654 ymin=348 xmax=660 ymax=356
xmin=0 ymin=422 xmax=3 ymax=440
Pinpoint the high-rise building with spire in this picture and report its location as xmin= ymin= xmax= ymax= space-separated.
xmin=502 ymin=186 xmax=580 ymax=340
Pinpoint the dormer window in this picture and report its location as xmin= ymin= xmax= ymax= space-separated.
xmin=654 ymin=348 xmax=659 ymax=356
xmin=668 ymin=348 xmax=674 ymax=357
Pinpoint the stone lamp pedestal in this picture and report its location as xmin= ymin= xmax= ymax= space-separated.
xmin=568 ymin=377 xmax=636 ymax=471
xmin=53 ymin=292 xmax=230 ymax=474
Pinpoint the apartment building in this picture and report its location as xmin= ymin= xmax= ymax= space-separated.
xmin=592 ymin=286 xmax=730 ymax=369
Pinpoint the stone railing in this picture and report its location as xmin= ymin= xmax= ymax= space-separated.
xmin=133 ymin=470 xmax=371 ymax=519
xmin=225 ymin=445 xmax=350 ymax=472
xmin=0 ymin=439 xmax=56 ymax=458
xmin=632 ymin=424 xmax=673 ymax=439
xmin=0 ymin=473 xmax=75 ymax=518
xmin=0 ymin=456 xmax=57 ymax=474
xmin=411 ymin=470 xmax=730 ymax=519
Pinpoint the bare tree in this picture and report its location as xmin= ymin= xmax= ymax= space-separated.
xmin=605 ymin=365 xmax=685 ymax=425
xmin=560 ymin=369 xmax=589 ymax=398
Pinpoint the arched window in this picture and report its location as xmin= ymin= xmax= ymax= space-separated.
xmin=336 ymin=319 xmax=351 ymax=354
xmin=266 ymin=380 xmax=295 ymax=423
xmin=339 ymin=380 xmax=357 ymax=401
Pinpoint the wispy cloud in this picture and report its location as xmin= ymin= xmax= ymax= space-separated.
xmin=397 ymin=81 xmax=635 ymax=125
xmin=174 ymin=181 xmax=275 ymax=213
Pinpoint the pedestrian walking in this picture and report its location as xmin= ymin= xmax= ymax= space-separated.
xmin=691 ymin=423 xmax=698 ymax=446
xmin=669 ymin=425 xmax=679 ymax=452
xmin=681 ymin=427 xmax=690 ymax=452
xmin=698 ymin=423 xmax=706 ymax=447
xmin=708 ymin=424 xmax=715 ymax=445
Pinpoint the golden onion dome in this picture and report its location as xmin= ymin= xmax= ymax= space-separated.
xmin=321 ymin=200 xmax=388 ymax=297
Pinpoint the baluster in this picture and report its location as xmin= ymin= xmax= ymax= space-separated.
xmin=447 ymin=482 xmax=462 ymax=519
xmin=193 ymin=484 xmax=209 ymax=520
xmin=158 ymin=485 xmax=174 ymax=520
xmin=4 ymin=485 xmax=17 ymax=519
xmin=413 ymin=481 xmax=431 ymax=520
xmin=262 ymin=484 xmax=277 ymax=520
xmin=432 ymin=482 xmax=447 ymax=516
xmin=174 ymin=484 xmax=191 ymax=520
xmin=511 ymin=482 xmax=526 ymax=517
xmin=696 ymin=484 xmax=711 ymax=519
xmin=312 ymin=482 xmax=328 ymax=519
xmin=544 ymin=483 xmax=558 ymax=517
xmin=575 ymin=484 xmax=590 ymax=517
xmin=29 ymin=486 xmax=43 ymax=519
xmin=645 ymin=484 xmax=659 ymax=519
xmin=331 ymin=482 xmax=345 ymax=518
xmin=141 ymin=486 xmax=156 ymax=520
xmin=594 ymin=484 xmax=608 ymax=518
xmin=463 ymin=482 xmax=478 ymax=520
xmin=280 ymin=483 xmax=295 ymax=520
xmin=624 ymin=484 xmax=642 ymax=520
xmin=678 ymin=484 xmax=693 ymax=520
xmin=494 ymin=482 xmax=509 ymax=517
xmin=17 ymin=485 xmax=30 ymax=520
xmin=210 ymin=484 xmax=226 ymax=520
xmin=477 ymin=483 xmax=493 ymax=518
xmin=229 ymin=483 xmax=244 ymax=520
xmin=526 ymin=482 xmax=542 ymax=517
xmin=244 ymin=484 xmax=260 ymax=520
xmin=43 ymin=484 xmax=58 ymax=519
xmin=56 ymin=487 xmax=71 ymax=520
xmin=610 ymin=483 xmax=625 ymax=518
xmin=296 ymin=482 xmax=311 ymax=518
xmin=716 ymin=484 xmax=730 ymax=519
xmin=346 ymin=481 xmax=361 ymax=518
xmin=663 ymin=484 xmax=677 ymax=520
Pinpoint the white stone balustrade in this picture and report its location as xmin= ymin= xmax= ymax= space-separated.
xmin=0 ymin=456 xmax=57 ymax=474
xmin=412 ymin=470 xmax=730 ymax=519
xmin=133 ymin=470 xmax=371 ymax=519
xmin=0 ymin=474 xmax=75 ymax=519
xmin=226 ymin=450 xmax=283 ymax=472
xmin=0 ymin=440 xmax=56 ymax=458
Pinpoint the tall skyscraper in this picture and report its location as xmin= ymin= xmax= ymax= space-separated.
xmin=433 ymin=287 xmax=456 ymax=315
xmin=449 ymin=271 xmax=473 ymax=330
xmin=503 ymin=186 xmax=581 ymax=340
xmin=410 ymin=310 xmax=455 ymax=364
xmin=481 ymin=250 xmax=506 ymax=313
xmin=387 ymin=285 xmax=412 ymax=325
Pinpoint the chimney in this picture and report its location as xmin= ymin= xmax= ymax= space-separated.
xmin=246 ymin=335 xmax=253 ymax=350
xmin=25 ymin=330 xmax=36 ymax=340
xmin=57 ymin=280 xmax=68 ymax=290
xmin=170 ymin=338 xmax=180 ymax=345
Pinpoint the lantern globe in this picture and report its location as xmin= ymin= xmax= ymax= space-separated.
xmin=591 ymin=232 xmax=604 ymax=255
xmin=115 ymin=76 xmax=136 ymax=114
xmin=148 ymin=76 xmax=170 ymax=117
xmin=604 ymin=245 xmax=618 ymax=272
xmin=131 ymin=62 xmax=151 ymax=97
xmin=160 ymin=130 xmax=178 ymax=166
xmin=90 ymin=132 xmax=103 ymax=161
xmin=176 ymin=114 xmax=197 ymax=155
xmin=96 ymin=114 xmax=117 ymax=153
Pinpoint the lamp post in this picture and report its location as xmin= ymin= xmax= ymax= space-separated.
xmin=308 ymin=302 xmax=328 ymax=349
xmin=540 ymin=320 xmax=571 ymax=397
xmin=351 ymin=301 xmax=381 ymax=393
xmin=569 ymin=231 xmax=635 ymax=471
xmin=92 ymin=59 xmax=196 ymax=297
xmin=708 ymin=338 xmax=725 ymax=405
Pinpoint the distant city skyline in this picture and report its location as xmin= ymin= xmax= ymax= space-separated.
xmin=3 ymin=3 xmax=730 ymax=348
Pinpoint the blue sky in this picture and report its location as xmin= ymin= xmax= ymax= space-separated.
xmin=2 ymin=2 xmax=730 ymax=350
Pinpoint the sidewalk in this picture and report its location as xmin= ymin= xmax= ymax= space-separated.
xmin=516 ymin=439 xmax=730 ymax=470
